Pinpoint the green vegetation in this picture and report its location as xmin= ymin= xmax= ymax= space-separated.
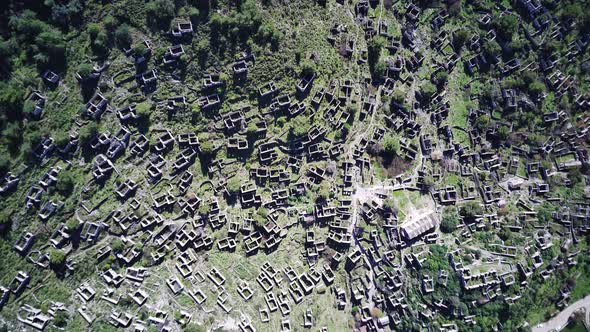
xmin=49 ymin=248 xmax=66 ymax=267
xmin=440 ymin=209 xmax=459 ymax=233
xmin=0 ymin=0 xmax=589 ymax=330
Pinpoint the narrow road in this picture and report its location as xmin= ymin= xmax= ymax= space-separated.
xmin=532 ymin=294 xmax=590 ymax=332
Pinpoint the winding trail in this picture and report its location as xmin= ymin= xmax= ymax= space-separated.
xmin=532 ymin=295 xmax=590 ymax=332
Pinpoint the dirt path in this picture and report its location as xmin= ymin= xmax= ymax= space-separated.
xmin=532 ymin=295 xmax=590 ymax=332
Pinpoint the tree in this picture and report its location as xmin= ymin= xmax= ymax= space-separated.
xmin=146 ymin=0 xmax=176 ymax=30
xmin=0 ymin=211 xmax=12 ymax=232
xmin=34 ymin=29 xmax=66 ymax=66
xmin=3 ymin=122 xmax=22 ymax=153
xmin=392 ymin=89 xmax=406 ymax=104
xmin=475 ymin=114 xmax=490 ymax=131
xmin=92 ymin=31 xmax=109 ymax=56
xmin=246 ymin=122 xmax=258 ymax=136
xmin=367 ymin=142 xmax=384 ymax=156
xmin=318 ymin=181 xmax=331 ymax=202
xmin=115 ymin=24 xmax=132 ymax=48
xmin=103 ymin=15 xmax=117 ymax=33
xmin=420 ymin=82 xmax=437 ymax=100
xmin=528 ymin=80 xmax=545 ymax=99
xmin=371 ymin=307 xmax=384 ymax=318
xmin=441 ymin=210 xmax=459 ymax=233
xmin=368 ymin=36 xmax=386 ymax=76
xmin=561 ymin=3 xmax=581 ymax=21
xmin=111 ymin=238 xmax=124 ymax=253
xmin=77 ymin=63 xmax=93 ymax=79
xmin=422 ymin=174 xmax=435 ymax=191
xmin=483 ymin=40 xmax=501 ymax=59
xmin=134 ymin=44 xmax=149 ymax=58
xmin=184 ymin=323 xmax=206 ymax=332
xmin=199 ymin=140 xmax=214 ymax=155
xmin=453 ymin=29 xmax=469 ymax=51
xmin=54 ymin=132 xmax=70 ymax=148
xmin=257 ymin=22 xmax=282 ymax=49
xmin=227 ymin=176 xmax=241 ymax=193
xmin=87 ymin=23 xmax=100 ymax=40
xmin=188 ymin=7 xmax=200 ymax=24
xmin=57 ymin=170 xmax=75 ymax=196
xmin=66 ymin=218 xmax=80 ymax=232
xmin=198 ymin=203 xmax=210 ymax=216
xmin=374 ymin=60 xmax=387 ymax=78
xmin=495 ymin=15 xmax=518 ymax=40
xmin=383 ymin=134 xmax=400 ymax=157
xmin=497 ymin=125 xmax=510 ymax=141
xmin=0 ymin=81 xmax=25 ymax=121
xmin=0 ymin=155 xmax=9 ymax=176
xmin=300 ymin=59 xmax=316 ymax=77
xmin=434 ymin=71 xmax=448 ymax=85
xmin=78 ymin=123 xmax=98 ymax=146
xmin=498 ymin=227 xmax=512 ymax=241
xmin=49 ymin=248 xmax=66 ymax=266
xmin=460 ymin=201 xmax=483 ymax=222
xmin=383 ymin=198 xmax=396 ymax=212
xmin=53 ymin=311 xmax=68 ymax=327
xmin=289 ymin=116 xmax=311 ymax=138
xmin=135 ymin=102 xmax=151 ymax=133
